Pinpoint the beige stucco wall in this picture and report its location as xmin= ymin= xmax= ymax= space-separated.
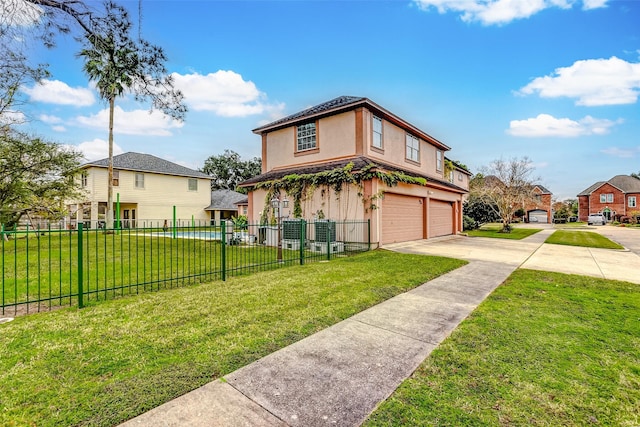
xmin=265 ymin=112 xmax=356 ymax=171
xmin=71 ymin=167 xmax=210 ymax=225
xmin=361 ymin=109 xmax=444 ymax=181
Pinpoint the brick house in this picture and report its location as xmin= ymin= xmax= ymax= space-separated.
xmin=577 ymin=175 xmax=640 ymax=222
xmin=240 ymin=96 xmax=470 ymax=246
xmin=524 ymin=185 xmax=553 ymax=223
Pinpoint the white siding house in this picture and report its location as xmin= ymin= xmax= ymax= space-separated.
xmin=68 ymin=152 xmax=212 ymax=228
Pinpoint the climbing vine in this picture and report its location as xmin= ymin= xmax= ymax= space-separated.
xmin=251 ymin=162 xmax=428 ymax=221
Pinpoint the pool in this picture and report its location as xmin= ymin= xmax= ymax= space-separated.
xmin=154 ymin=231 xmax=222 ymax=240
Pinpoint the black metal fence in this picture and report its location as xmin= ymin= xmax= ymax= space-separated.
xmin=0 ymin=219 xmax=370 ymax=316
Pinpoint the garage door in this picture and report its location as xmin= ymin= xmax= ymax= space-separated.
xmin=529 ymin=210 xmax=548 ymax=223
xmin=429 ymin=200 xmax=454 ymax=238
xmin=381 ymin=194 xmax=424 ymax=244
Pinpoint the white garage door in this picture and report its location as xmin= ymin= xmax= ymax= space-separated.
xmin=381 ymin=194 xmax=424 ymax=244
xmin=429 ymin=200 xmax=454 ymax=238
xmin=529 ymin=210 xmax=548 ymax=223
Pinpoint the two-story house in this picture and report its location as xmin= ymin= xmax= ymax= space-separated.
xmin=68 ymin=152 xmax=212 ymax=228
xmin=577 ymin=175 xmax=640 ymax=222
xmin=240 ymin=96 xmax=470 ymax=246
xmin=525 ymin=185 xmax=553 ymax=223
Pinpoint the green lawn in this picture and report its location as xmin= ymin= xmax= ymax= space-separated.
xmin=465 ymin=225 xmax=542 ymax=240
xmin=0 ymin=250 xmax=466 ymax=427
xmin=545 ymin=230 xmax=624 ymax=249
xmin=365 ymin=269 xmax=640 ymax=426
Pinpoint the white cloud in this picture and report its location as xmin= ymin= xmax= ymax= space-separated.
xmin=52 ymin=125 xmax=66 ymax=132
xmin=412 ymin=0 xmax=607 ymax=25
xmin=22 ymin=79 xmax=95 ymax=107
xmin=0 ymin=110 xmax=26 ymax=126
xmin=507 ymin=114 xmax=621 ymax=137
xmin=601 ymin=146 xmax=640 ymax=158
xmin=172 ymin=70 xmax=284 ymax=117
xmin=518 ymin=57 xmax=640 ymax=106
xmin=39 ymin=114 xmax=63 ymax=124
xmin=76 ymin=139 xmax=124 ymax=162
xmin=74 ymin=106 xmax=183 ymax=136
xmin=0 ymin=0 xmax=41 ymax=27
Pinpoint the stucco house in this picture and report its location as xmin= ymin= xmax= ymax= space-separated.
xmin=577 ymin=175 xmax=640 ymax=222
xmin=524 ymin=185 xmax=553 ymax=223
xmin=205 ymin=189 xmax=248 ymax=225
xmin=240 ymin=96 xmax=470 ymax=246
xmin=68 ymin=152 xmax=212 ymax=228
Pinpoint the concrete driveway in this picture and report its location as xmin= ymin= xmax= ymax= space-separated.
xmin=384 ymin=226 xmax=640 ymax=285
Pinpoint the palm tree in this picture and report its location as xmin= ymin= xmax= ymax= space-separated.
xmin=77 ymin=1 xmax=185 ymax=228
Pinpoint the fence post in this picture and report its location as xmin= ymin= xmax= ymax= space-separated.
xmin=326 ymin=222 xmax=331 ymax=261
xmin=77 ymin=223 xmax=84 ymax=309
xmin=221 ymin=220 xmax=226 ymax=281
xmin=299 ymin=219 xmax=306 ymax=265
xmin=367 ymin=219 xmax=371 ymax=251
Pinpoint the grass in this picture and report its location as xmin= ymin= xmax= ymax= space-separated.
xmin=1 ymin=228 xmax=342 ymax=310
xmin=465 ymin=224 xmax=542 ymax=240
xmin=545 ymin=230 xmax=624 ymax=249
xmin=365 ymin=269 xmax=640 ymax=426
xmin=0 ymin=250 xmax=466 ymax=427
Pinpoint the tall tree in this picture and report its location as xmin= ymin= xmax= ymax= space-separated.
xmin=201 ymin=150 xmax=262 ymax=193
xmin=470 ymin=157 xmax=539 ymax=233
xmin=77 ymin=1 xmax=186 ymax=228
xmin=0 ymin=130 xmax=83 ymax=229
xmin=632 ymin=171 xmax=640 ymax=180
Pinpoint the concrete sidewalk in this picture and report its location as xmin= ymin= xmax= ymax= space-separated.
xmin=120 ymin=228 xmax=638 ymax=427
xmin=121 ymin=262 xmax=528 ymax=425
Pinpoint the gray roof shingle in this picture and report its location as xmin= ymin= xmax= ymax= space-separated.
xmin=84 ymin=152 xmax=211 ymax=179
xmin=205 ymin=190 xmax=248 ymax=211
xmin=578 ymin=175 xmax=640 ymax=196
xmin=253 ymin=96 xmax=365 ymax=133
xmin=239 ymin=156 xmax=467 ymax=194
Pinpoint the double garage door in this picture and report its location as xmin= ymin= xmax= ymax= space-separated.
xmin=381 ymin=194 xmax=454 ymax=244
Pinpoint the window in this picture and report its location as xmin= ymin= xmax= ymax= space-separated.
xmin=436 ymin=150 xmax=443 ymax=172
xmin=372 ymin=116 xmax=383 ymax=149
xmin=458 ymin=173 xmax=463 ymax=182
xmin=448 ymin=170 xmax=454 ymax=183
xmin=600 ymin=193 xmax=613 ymax=203
xmin=135 ymin=173 xmax=145 ymax=189
xmin=112 ymin=170 xmax=119 ymax=187
xmin=81 ymin=171 xmax=88 ymax=187
xmin=297 ymin=122 xmax=317 ymax=151
xmin=188 ymin=178 xmax=198 ymax=191
xmin=630 ymin=196 xmax=637 ymax=208
xmin=405 ymin=134 xmax=419 ymax=162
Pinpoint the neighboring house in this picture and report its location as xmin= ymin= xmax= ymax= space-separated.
xmin=577 ymin=175 xmax=640 ymax=222
xmin=205 ymin=189 xmax=248 ymax=225
xmin=524 ymin=185 xmax=553 ymax=223
xmin=68 ymin=152 xmax=212 ymax=228
xmin=240 ymin=96 xmax=470 ymax=246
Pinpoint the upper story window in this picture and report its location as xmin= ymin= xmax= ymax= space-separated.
xmin=112 ymin=170 xmax=119 ymax=187
xmin=458 ymin=172 xmax=463 ymax=182
xmin=81 ymin=171 xmax=88 ymax=187
xmin=535 ymin=194 xmax=542 ymax=202
xmin=405 ymin=134 xmax=419 ymax=163
xmin=599 ymin=193 xmax=613 ymax=203
xmin=297 ymin=122 xmax=317 ymax=152
xmin=448 ymin=170 xmax=454 ymax=183
xmin=436 ymin=151 xmax=443 ymax=172
xmin=188 ymin=178 xmax=198 ymax=191
xmin=135 ymin=173 xmax=145 ymax=189
xmin=629 ymin=196 xmax=637 ymax=208
xmin=372 ymin=116 xmax=383 ymax=149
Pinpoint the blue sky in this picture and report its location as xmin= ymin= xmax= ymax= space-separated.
xmin=14 ymin=0 xmax=640 ymax=199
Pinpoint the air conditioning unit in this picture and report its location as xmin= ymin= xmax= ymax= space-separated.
xmin=311 ymin=241 xmax=344 ymax=254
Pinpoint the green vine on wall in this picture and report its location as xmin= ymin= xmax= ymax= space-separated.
xmin=251 ymin=162 xmax=427 ymax=221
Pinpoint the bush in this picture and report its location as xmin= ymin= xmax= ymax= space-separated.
xmin=463 ymin=215 xmax=478 ymax=231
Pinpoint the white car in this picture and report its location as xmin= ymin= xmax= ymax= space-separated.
xmin=587 ymin=214 xmax=606 ymax=225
